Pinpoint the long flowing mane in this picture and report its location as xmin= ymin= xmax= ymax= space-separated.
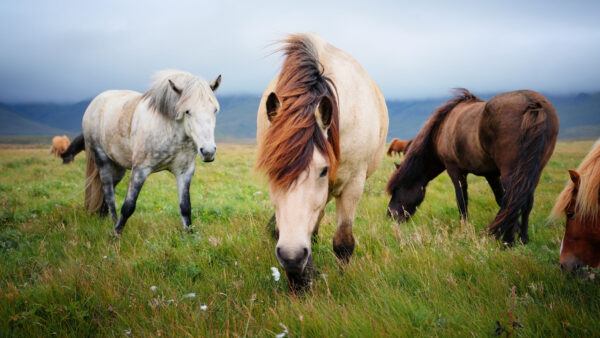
xmin=142 ymin=70 xmax=212 ymax=119
xmin=386 ymin=88 xmax=481 ymax=192
xmin=552 ymin=140 xmax=600 ymax=221
xmin=256 ymin=34 xmax=340 ymax=189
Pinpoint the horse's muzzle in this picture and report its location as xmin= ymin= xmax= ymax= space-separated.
xmin=199 ymin=146 xmax=216 ymax=162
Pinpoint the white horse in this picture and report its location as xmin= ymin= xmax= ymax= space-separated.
xmin=256 ymin=33 xmax=389 ymax=289
xmin=81 ymin=70 xmax=221 ymax=234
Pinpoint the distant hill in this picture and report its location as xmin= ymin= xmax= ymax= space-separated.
xmin=1 ymin=91 xmax=599 ymax=141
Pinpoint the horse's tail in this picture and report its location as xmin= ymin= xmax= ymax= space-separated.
xmin=61 ymin=133 xmax=85 ymax=164
xmin=486 ymin=102 xmax=550 ymax=244
xmin=85 ymin=148 xmax=104 ymax=212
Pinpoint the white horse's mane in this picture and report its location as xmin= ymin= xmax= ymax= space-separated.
xmin=142 ymin=69 xmax=214 ymax=119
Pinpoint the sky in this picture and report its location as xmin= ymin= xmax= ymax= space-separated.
xmin=1 ymin=0 xmax=599 ymax=102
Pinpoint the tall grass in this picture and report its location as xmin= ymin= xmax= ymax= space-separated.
xmin=0 ymin=141 xmax=598 ymax=336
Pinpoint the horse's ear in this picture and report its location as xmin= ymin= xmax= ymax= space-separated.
xmin=265 ymin=92 xmax=280 ymax=122
xmin=168 ymin=79 xmax=182 ymax=96
xmin=568 ymin=169 xmax=581 ymax=189
xmin=210 ymin=75 xmax=221 ymax=92
xmin=315 ymin=95 xmax=332 ymax=132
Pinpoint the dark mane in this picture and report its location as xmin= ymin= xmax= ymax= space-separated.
xmin=386 ymin=88 xmax=481 ymax=193
xmin=257 ymin=34 xmax=340 ymax=189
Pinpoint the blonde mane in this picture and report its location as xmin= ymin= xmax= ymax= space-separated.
xmin=142 ymin=69 xmax=215 ymax=119
xmin=552 ymin=139 xmax=600 ymax=220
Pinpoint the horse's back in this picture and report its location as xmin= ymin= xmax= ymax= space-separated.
xmin=314 ymin=35 xmax=389 ymax=181
xmin=479 ymin=90 xmax=559 ymax=169
xmin=82 ymin=89 xmax=142 ymax=168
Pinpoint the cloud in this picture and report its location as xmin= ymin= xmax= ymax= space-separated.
xmin=0 ymin=0 xmax=599 ymax=102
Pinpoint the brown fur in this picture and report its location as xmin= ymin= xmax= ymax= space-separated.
xmin=256 ymin=35 xmax=340 ymax=189
xmin=386 ymin=89 xmax=559 ymax=244
xmin=387 ymin=138 xmax=410 ymax=156
xmin=84 ymin=149 xmax=105 ymax=213
xmin=50 ymin=135 xmax=70 ymax=157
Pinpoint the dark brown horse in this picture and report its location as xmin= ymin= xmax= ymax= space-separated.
xmin=386 ymin=89 xmax=559 ymax=244
xmin=552 ymin=140 xmax=600 ymax=271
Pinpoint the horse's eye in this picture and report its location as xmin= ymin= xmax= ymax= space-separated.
xmin=567 ymin=211 xmax=575 ymax=219
xmin=319 ymin=167 xmax=328 ymax=178
xmin=185 ymin=110 xmax=190 ymax=115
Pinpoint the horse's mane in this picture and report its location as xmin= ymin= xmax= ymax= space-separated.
xmin=386 ymin=88 xmax=482 ymax=193
xmin=142 ymin=69 xmax=213 ymax=119
xmin=256 ymin=34 xmax=340 ymax=190
xmin=552 ymin=139 xmax=600 ymax=221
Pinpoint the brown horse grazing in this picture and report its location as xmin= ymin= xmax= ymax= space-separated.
xmin=50 ymin=135 xmax=70 ymax=157
xmin=61 ymin=134 xmax=85 ymax=164
xmin=386 ymin=89 xmax=559 ymax=245
xmin=387 ymin=138 xmax=411 ymax=157
xmin=552 ymin=140 xmax=600 ymax=271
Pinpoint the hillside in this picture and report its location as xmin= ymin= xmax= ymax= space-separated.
xmin=1 ymin=91 xmax=599 ymax=141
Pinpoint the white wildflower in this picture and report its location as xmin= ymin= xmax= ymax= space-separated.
xmin=253 ymin=191 xmax=262 ymax=196
xmin=150 ymin=286 xmax=158 ymax=292
xmin=123 ymin=329 xmax=131 ymax=335
xmin=200 ymin=304 xmax=207 ymax=311
xmin=271 ymin=267 xmax=281 ymax=281
xmin=103 ymin=255 xmax=108 ymax=259
xmin=182 ymin=293 xmax=196 ymax=299
xmin=276 ymin=323 xmax=289 ymax=338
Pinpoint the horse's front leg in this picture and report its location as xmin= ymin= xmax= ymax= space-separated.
xmin=175 ymin=165 xmax=195 ymax=233
xmin=113 ymin=167 xmax=151 ymax=235
xmin=333 ymin=175 xmax=366 ymax=264
xmin=447 ymin=167 xmax=469 ymax=221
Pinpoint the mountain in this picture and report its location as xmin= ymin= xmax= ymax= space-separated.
xmin=0 ymin=105 xmax=70 ymax=136
xmin=1 ymin=91 xmax=599 ymax=141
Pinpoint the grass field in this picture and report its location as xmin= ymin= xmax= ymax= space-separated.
xmin=1 ymin=141 xmax=598 ymax=336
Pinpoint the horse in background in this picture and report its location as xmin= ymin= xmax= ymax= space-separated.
xmin=61 ymin=134 xmax=85 ymax=164
xmin=387 ymin=89 xmax=559 ymax=245
xmin=82 ymin=70 xmax=221 ymax=234
xmin=387 ymin=138 xmax=411 ymax=157
xmin=552 ymin=140 xmax=600 ymax=271
xmin=50 ymin=135 xmax=70 ymax=157
xmin=256 ymin=33 xmax=388 ymax=290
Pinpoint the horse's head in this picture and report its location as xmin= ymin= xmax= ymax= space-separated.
xmin=168 ymin=74 xmax=221 ymax=162
xmin=260 ymin=92 xmax=336 ymax=280
xmin=386 ymin=178 xmax=426 ymax=222
xmin=558 ymin=169 xmax=600 ymax=272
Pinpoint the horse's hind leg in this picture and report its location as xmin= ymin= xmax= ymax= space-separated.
xmin=485 ymin=175 xmax=504 ymax=207
xmin=519 ymin=193 xmax=534 ymax=244
xmin=333 ymin=175 xmax=366 ymax=263
xmin=447 ymin=167 xmax=469 ymax=220
xmin=93 ymin=148 xmax=123 ymax=221
xmin=114 ymin=167 xmax=151 ymax=234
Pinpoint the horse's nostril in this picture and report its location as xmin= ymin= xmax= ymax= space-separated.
xmin=200 ymin=147 xmax=204 ymax=154
xmin=303 ymin=247 xmax=308 ymax=258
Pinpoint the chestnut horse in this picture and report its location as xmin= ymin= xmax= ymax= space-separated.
xmin=387 ymin=89 xmax=558 ymax=244
xmin=387 ymin=138 xmax=410 ymax=157
xmin=552 ymin=140 xmax=600 ymax=271
xmin=257 ymin=33 xmax=388 ymax=289
xmin=50 ymin=135 xmax=70 ymax=157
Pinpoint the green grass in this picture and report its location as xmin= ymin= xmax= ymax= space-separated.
xmin=0 ymin=141 xmax=598 ymax=336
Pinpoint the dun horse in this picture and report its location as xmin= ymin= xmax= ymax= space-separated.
xmin=387 ymin=89 xmax=558 ymax=244
xmin=552 ymin=140 xmax=600 ymax=271
xmin=256 ymin=33 xmax=388 ymax=289
xmin=80 ymin=70 xmax=221 ymax=234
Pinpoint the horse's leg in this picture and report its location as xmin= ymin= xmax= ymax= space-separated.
xmin=114 ymin=167 xmax=151 ymax=234
xmin=447 ymin=167 xmax=468 ymax=221
xmin=93 ymin=148 xmax=121 ymax=221
xmin=519 ymin=193 xmax=534 ymax=244
xmin=175 ymin=165 xmax=195 ymax=233
xmin=333 ymin=175 xmax=366 ymax=263
xmin=485 ymin=175 xmax=504 ymax=207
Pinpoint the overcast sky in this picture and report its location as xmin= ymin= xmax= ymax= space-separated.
xmin=1 ymin=0 xmax=599 ymax=102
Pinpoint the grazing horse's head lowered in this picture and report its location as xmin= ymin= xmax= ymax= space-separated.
xmin=552 ymin=140 xmax=600 ymax=272
xmin=144 ymin=70 xmax=222 ymax=162
xmin=256 ymin=36 xmax=340 ymax=285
